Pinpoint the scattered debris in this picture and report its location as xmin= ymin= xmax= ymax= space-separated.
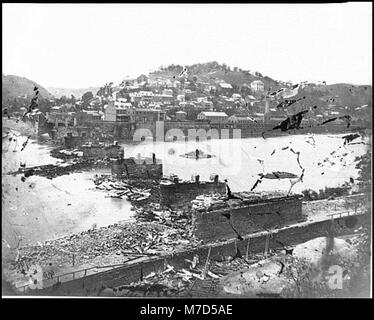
xmin=262 ymin=110 xmax=309 ymax=138
xmin=260 ymin=171 xmax=299 ymax=180
xmin=342 ymin=133 xmax=360 ymax=145
xmin=180 ymin=149 xmax=214 ymax=159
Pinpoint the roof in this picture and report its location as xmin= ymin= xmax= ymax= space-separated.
xmin=114 ymin=102 xmax=132 ymax=109
xmin=199 ymin=112 xmax=228 ymax=117
xmin=232 ymin=93 xmax=242 ymax=98
xmin=176 ymin=111 xmax=187 ymax=114
xmin=83 ymin=110 xmax=101 ymax=116
xmin=229 ymin=115 xmax=254 ymax=120
xmin=135 ymin=108 xmax=165 ymax=113
xmin=219 ymin=83 xmax=233 ymax=89
xmin=251 ymin=80 xmax=264 ymax=85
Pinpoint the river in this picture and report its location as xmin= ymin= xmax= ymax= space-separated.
xmin=121 ymin=133 xmax=369 ymax=192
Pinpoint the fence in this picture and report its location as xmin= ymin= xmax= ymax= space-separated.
xmin=15 ymin=258 xmax=141 ymax=293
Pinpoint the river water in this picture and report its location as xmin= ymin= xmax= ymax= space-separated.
xmin=121 ymin=133 xmax=369 ymax=193
xmin=2 ymin=131 xmax=369 ymax=245
xmin=2 ymin=135 xmax=133 ymax=246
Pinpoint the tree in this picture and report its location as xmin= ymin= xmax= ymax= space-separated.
xmin=82 ymin=91 xmax=94 ymax=103
xmin=60 ymin=95 xmax=68 ymax=104
xmin=232 ymin=84 xmax=239 ymax=93
xmin=240 ymin=85 xmax=251 ymax=96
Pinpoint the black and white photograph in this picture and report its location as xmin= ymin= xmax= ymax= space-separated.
xmin=2 ymin=3 xmax=372 ymax=301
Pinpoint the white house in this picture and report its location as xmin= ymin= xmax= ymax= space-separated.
xmin=250 ymin=80 xmax=265 ymax=92
xmin=232 ymin=93 xmax=242 ymax=100
xmin=177 ymin=94 xmax=185 ymax=102
xmin=175 ymin=110 xmax=187 ymax=121
xmin=228 ymin=115 xmax=256 ymax=124
xmin=197 ymin=96 xmax=208 ymax=103
xmin=197 ymin=111 xmax=228 ymax=123
xmin=219 ymin=82 xmax=233 ymax=90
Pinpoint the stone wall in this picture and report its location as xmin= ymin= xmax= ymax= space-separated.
xmin=160 ymin=180 xmax=226 ymax=209
xmin=81 ymin=145 xmax=122 ymax=158
xmin=50 ymin=121 xmax=136 ymax=143
xmin=112 ymin=158 xmax=163 ymax=180
xmin=192 ymin=197 xmax=303 ymax=243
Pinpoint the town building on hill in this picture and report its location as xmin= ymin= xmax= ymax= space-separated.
xmin=250 ymin=80 xmax=265 ymax=92
xmin=75 ymin=110 xmax=103 ymax=122
xmin=162 ymin=88 xmax=173 ymax=96
xmin=228 ymin=114 xmax=256 ymax=125
xmin=197 ymin=100 xmax=214 ymax=110
xmin=231 ymin=93 xmax=242 ymax=100
xmin=135 ymin=108 xmax=166 ymax=123
xmin=136 ymin=74 xmax=148 ymax=84
xmin=104 ymin=102 xmax=134 ymax=122
xmin=177 ymin=94 xmax=185 ymax=103
xmin=175 ymin=110 xmax=187 ymax=121
xmin=197 ymin=111 xmax=228 ymax=123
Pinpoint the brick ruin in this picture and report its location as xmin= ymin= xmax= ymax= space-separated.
xmin=159 ymin=175 xmax=227 ymax=209
xmin=111 ymin=157 xmax=163 ymax=180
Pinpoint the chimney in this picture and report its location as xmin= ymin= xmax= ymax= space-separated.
xmin=195 ymin=175 xmax=200 ymax=184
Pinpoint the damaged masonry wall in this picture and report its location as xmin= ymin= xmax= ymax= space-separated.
xmin=193 ymin=193 xmax=303 ymax=243
xmin=160 ymin=178 xmax=226 ymax=209
xmin=111 ymin=157 xmax=163 ymax=180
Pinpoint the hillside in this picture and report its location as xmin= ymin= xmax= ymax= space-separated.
xmin=149 ymin=61 xmax=281 ymax=90
xmin=2 ymin=74 xmax=53 ymax=104
xmin=295 ymin=83 xmax=372 ymax=117
xmin=149 ymin=62 xmax=371 ymax=120
xmin=47 ymin=87 xmax=101 ymax=99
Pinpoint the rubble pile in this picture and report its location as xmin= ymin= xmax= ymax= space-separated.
xmin=191 ymin=191 xmax=303 ymax=212
xmin=58 ymin=149 xmax=83 ymax=157
xmin=92 ymin=175 xmax=194 ymax=228
xmin=106 ymin=262 xmax=226 ymax=297
xmin=50 ymin=144 xmax=121 ymax=160
xmin=109 ymin=264 xmax=200 ymax=297
xmin=9 ymin=158 xmax=111 ymax=180
xmin=191 ymin=194 xmax=227 ymax=211
xmin=209 ymin=253 xmax=265 ymax=274
xmin=10 ymin=222 xmax=201 ymax=276
xmin=94 ymin=177 xmax=152 ymax=202
xmin=93 ymin=175 xmax=162 ymax=203
xmin=103 ymin=248 xmax=268 ymax=297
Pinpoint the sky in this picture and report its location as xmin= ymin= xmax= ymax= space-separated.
xmin=2 ymin=3 xmax=372 ymax=88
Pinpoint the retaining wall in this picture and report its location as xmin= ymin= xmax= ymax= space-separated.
xmin=193 ymin=197 xmax=303 ymax=243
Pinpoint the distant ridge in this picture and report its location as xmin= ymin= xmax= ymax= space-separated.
xmin=2 ymin=74 xmax=53 ymax=103
xmin=46 ymin=87 xmax=101 ymax=99
xmin=149 ymin=61 xmax=282 ymax=91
